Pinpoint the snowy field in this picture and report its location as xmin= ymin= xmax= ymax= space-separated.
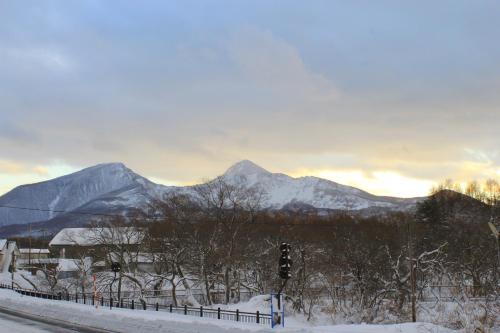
xmin=0 ymin=289 xmax=460 ymax=333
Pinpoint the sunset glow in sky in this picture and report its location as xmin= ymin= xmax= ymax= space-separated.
xmin=1 ymin=1 xmax=499 ymax=197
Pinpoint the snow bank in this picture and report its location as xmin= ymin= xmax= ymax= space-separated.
xmin=0 ymin=289 xmax=274 ymax=333
xmin=0 ymin=289 xmax=461 ymax=333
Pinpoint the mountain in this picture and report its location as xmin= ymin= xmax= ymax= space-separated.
xmin=0 ymin=163 xmax=173 ymax=229
xmin=222 ymin=160 xmax=419 ymax=211
xmin=416 ymin=189 xmax=491 ymax=224
xmin=0 ymin=160 xmax=421 ymax=237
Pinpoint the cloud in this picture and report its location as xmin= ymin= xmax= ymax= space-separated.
xmin=291 ymin=168 xmax=436 ymax=198
xmin=0 ymin=160 xmax=26 ymax=174
xmin=0 ymin=2 xmax=499 ymax=196
xmin=0 ymin=161 xmax=79 ymax=194
xmin=228 ymin=27 xmax=338 ymax=106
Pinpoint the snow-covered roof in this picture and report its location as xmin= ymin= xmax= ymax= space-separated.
xmin=17 ymin=258 xmax=59 ymax=265
xmin=110 ymin=252 xmax=157 ymax=264
xmin=57 ymin=258 xmax=80 ymax=271
xmin=19 ymin=248 xmax=50 ymax=254
xmin=0 ymin=239 xmax=7 ymax=250
xmin=49 ymin=227 xmax=143 ymax=247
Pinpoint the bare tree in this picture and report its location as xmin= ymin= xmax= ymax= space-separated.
xmin=88 ymin=218 xmax=144 ymax=301
xmin=193 ymin=176 xmax=265 ymax=304
xmin=144 ymin=219 xmax=189 ymax=306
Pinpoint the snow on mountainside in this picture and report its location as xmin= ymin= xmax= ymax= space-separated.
xmin=222 ymin=160 xmax=418 ymax=211
xmin=0 ymin=160 xmax=420 ymax=235
xmin=0 ymin=163 xmax=173 ymax=227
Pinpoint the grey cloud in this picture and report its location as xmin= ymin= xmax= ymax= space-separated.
xmin=0 ymin=1 xmax=499 ymax=187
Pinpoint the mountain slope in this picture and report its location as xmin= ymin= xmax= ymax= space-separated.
xmin=222 ymin=160 xmax=418 ymax=211
xmin=0 ymin=160 xmax=421 ymax=236
xmin=0 ymin=163 xmax=172 ymax=227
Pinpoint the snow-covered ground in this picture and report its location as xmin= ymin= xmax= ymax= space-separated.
xmin=0 ymin=289 xmax=458 ymax=333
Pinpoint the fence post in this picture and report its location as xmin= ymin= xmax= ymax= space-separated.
xmin=200 ymin=306 xmax=203 ymax=317
xmin=169 ymin=304 xmax=172 ymax=313
xmin=184 ymin=305 xmax=187 ymax=315
xmin=217 ymin=307 xmax=221 ymax=320
xmin=156 ymin=303 xmax=159 ymax=311
xmin=236 ymin=309 xmax=239 ymax=322
xmin=143 ymin=302 xmax=146 ymax=310
xmin=121 ymin=299 xmax=124 ymax=308
xmin=256 ymin=311 xmax=260 ymax=324
xmin=83 ymin=294 xmax=86 ymax=304
xmin=75 ymin=293 xmax=78 ymax=303
xmin=110 ymin=297 xmax=113 ymax=310
xmin=92 ymin=295 xmax=95 ymax=306
xmin=101 ymin=296 xmax=104 ymax=306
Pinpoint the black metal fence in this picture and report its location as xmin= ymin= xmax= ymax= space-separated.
xmin=93 ymin=289 xmax=257 ymax=306
xmin=0 ymin=284 xmax=271 ymax=326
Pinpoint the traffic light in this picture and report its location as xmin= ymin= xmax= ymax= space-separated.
xmin=279 ymin=242 xmax=292 ymax=279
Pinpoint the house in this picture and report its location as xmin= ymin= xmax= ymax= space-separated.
xmin=16 ymin=248 xmax=56 ymax=275
xmin=18 ymin=248 xmax=50 ymax=261
xmin=0 ymin=239 xmax=19 ymax=273
xmin=0 ymin=239 xmax=8 ymax=271
xmin=47 ymin=227 xmax=160 ymax=276
xmin=48 ymin=227 xmax=148 ymax=276
xmin=49 ymin=227 xmax=143 ymax=259
xmin=57 ymin=258 xmax=89 ymax=279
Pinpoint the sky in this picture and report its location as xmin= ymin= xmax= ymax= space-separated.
xmin=0 ymin=0 xmax=499 ymax=198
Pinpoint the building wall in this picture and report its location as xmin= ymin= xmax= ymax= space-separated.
xmin=18 ymin=253 xmax=49 ymax=260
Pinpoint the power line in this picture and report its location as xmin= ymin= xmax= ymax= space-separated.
xmin=0 ymin=204 xmax=367 ymax=228
xmin=0 ymin=204 xmax=129 ymax=218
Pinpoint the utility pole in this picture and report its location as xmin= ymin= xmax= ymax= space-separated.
xmin=28 ymin=223 xmax=32 ymax=266
xmin=110 ymin=262 xmax=121 ymax=302
xmin=11 ymin=251 xmax=16 ymax=289
xmin=407 ymin=220 xmax=416 ymax=322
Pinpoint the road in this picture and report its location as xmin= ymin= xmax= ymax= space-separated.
xmin=0 ymin=307 xmax=111 ymax=333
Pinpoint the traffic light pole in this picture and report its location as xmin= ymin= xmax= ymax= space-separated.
xmin=277 ymin=279 xmax=288 ymax=310
xmin=110 ymin=262 xmax=121 ymax=302
xmin=277 ymin=242 xmax=292 ymax=311
xmin=110 ymin=271 xmax=116 ymax=299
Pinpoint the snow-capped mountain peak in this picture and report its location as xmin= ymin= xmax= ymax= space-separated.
xmin=220 ymin=160 xmax=418 ymax=211
xmin=223 ymin=160 xmax=270 ymax=177
xmin=0 ymin=160 xmax=421 ymax=237
xmin=0 ymin=162 xmax=165 ymax=228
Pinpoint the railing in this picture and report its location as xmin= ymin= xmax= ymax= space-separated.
xmin=88 ymin=289 xmax=257 ymax=306
xmin=0 ymin=283 xmax=271 ymax=326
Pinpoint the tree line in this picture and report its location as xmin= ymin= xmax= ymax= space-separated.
xmin=20 ymin=177 xmax=500 ymax=327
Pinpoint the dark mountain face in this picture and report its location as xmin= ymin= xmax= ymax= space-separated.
xmin=416 ymin=189 xmax=492 ymax=224
xmin=0 ymin=160 xmax=425 ymax=237
xmin=0 ymin=163 xmax=172 ymax=227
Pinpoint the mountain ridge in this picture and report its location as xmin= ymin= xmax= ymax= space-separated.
xmin=0 ymin=160 xmax=422 ymax=236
